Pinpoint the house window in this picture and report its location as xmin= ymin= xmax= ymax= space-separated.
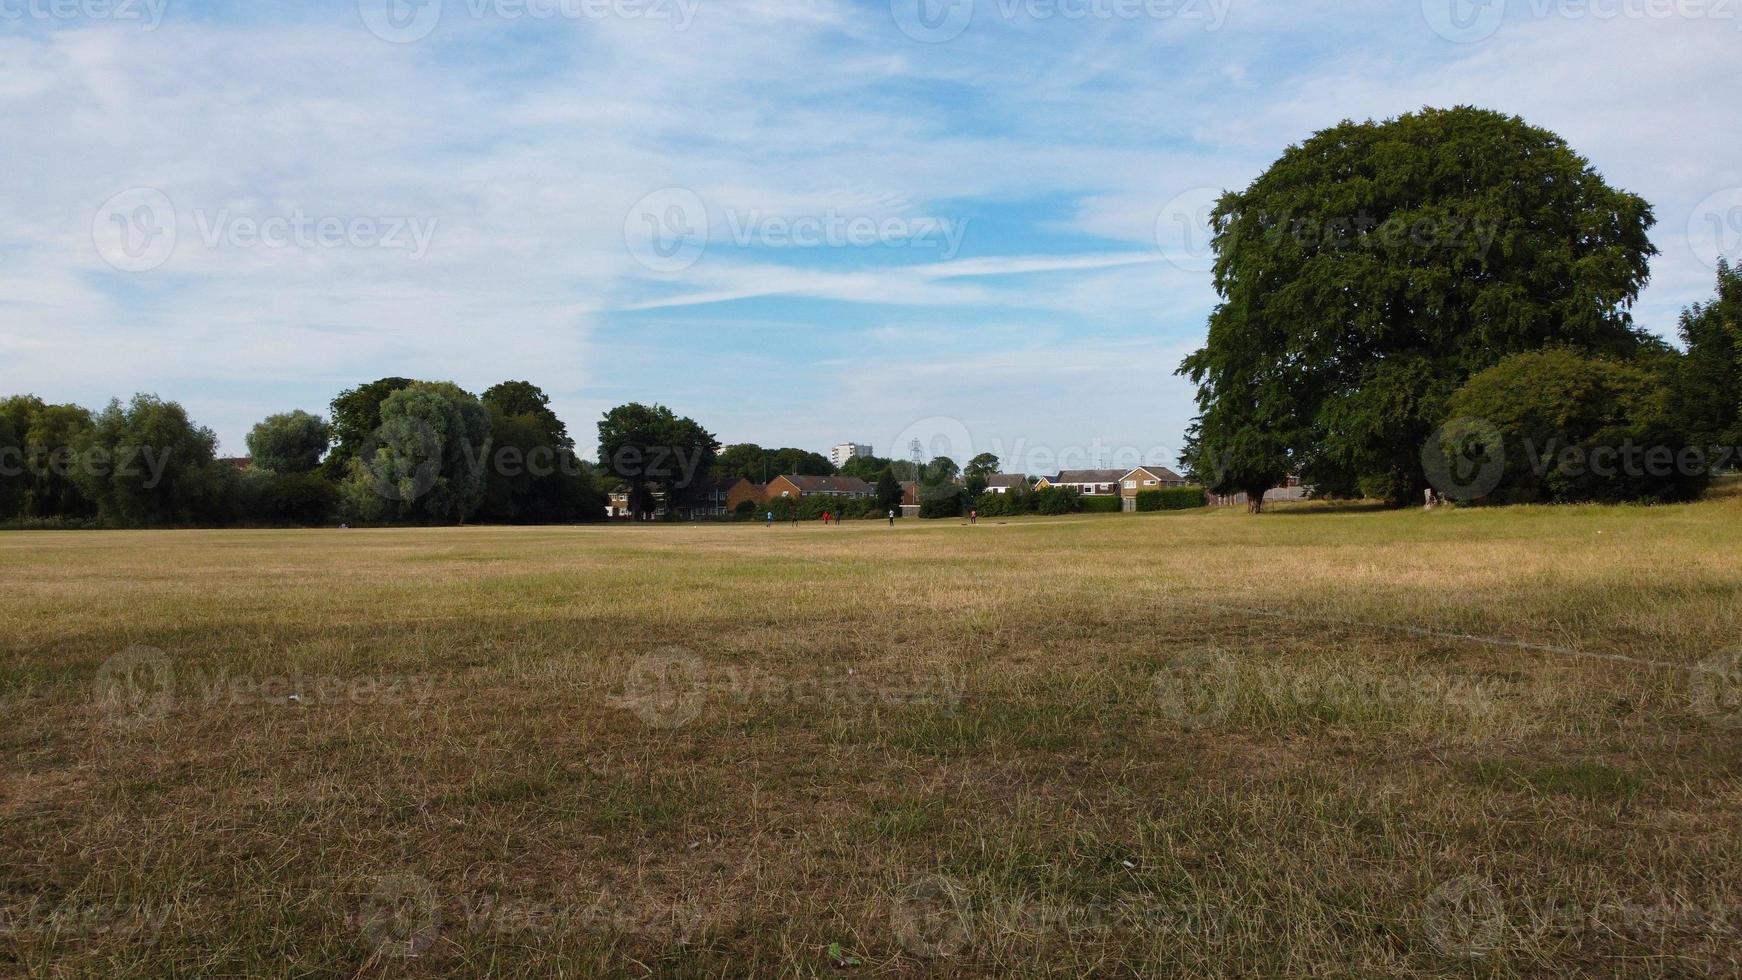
xmin=1145 ymin=480 xmax=1157 ymax=486
xmin=1124 ymin=480 xmax=1136 ymax=489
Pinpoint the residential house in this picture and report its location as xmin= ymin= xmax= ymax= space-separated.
xmin=765 ymin=474 xmax=877 ymax=500
xmin=726 ymin=479 xmax=766 ymax=513
xmin=982 ymin=474 xmax=1030 ymax=494
xmin=1037 ymin=470 xmax=1127 ymax=497
xmin=1118 ymin=465 xmax=1188 ymax=510
xmin=675 ymin=477 xmax=753 ymax=518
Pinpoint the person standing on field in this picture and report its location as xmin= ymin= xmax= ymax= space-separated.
xmin=766 ymin=510 xmax=773 ymax=527
xmin=970 ymin=509 xmax=978 ymax=525
xmin=888 ymin=509 xmax=895 ymax=526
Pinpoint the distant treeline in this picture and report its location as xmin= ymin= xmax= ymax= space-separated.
xmin=0 ymin=379 xmax=609 ymax=529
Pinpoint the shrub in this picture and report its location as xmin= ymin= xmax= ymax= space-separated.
xmin=919 ymin=487 xmax=967 ymax=519
xmin=733 ymin=499 xmax=757 ymax=519
xmin=1030 ymin=486 xmax=1081 ymax=515
xmin=241 ymin=470 xmax=339 ymax=526
xmin=972 ymin=491 xmax=1018 ymax=518
xmin=1080 ymin=495 xmax=1123 ymax=513
xmin=1136 ymin=486 xmax=1209 ymax=511
xmin=1439 ymin=349 xmax=1708 ymax=504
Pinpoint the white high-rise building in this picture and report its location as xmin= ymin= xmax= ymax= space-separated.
xmin=830 ymin=443 xmax=873 ymax=468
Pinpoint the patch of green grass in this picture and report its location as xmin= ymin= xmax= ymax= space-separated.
xmin=1462 ymin=758 xmax=1644 ymax=801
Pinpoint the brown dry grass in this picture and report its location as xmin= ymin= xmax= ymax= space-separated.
xmin=3 ymin=494 xmax=1742 ymax=977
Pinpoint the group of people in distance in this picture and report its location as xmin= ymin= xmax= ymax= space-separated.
xmin=764 ymin=508 xmax=980 ymax=527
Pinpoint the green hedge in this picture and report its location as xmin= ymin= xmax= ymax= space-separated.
xmin=1080 ymin=495 xmax=1123 ymax=513
xmin=919 ymin=487 xmax=968 ymax=519
xmin=1135 ymin=487 xmax=1208 ymax=511
xmin=758 ymin=495 xmax=884 ymax=521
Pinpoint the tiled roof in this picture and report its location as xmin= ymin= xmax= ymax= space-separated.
xmin=776 ymin=475 xmax=876 ymax=494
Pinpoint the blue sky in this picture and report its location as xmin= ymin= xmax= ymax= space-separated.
xmin=3 ymin=0 xmax=1739 ymax=471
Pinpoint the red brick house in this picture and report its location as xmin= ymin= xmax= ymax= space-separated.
xmin=765 ymin=474 xmax=876 ymax=500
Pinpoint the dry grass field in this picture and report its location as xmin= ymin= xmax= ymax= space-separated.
xmin=4 ymin=491 xmax=1742 ymax=977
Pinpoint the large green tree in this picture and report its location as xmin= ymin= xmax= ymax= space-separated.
xmin=340 ymin=382 xmax=491 ymax=524
xmin=597 ymin=403 xmax=719 ymax=520
xmin=713 ymin=444 xmax=833 ymax=482
xmin=482 ymin=381 xmax=572 ymax=450
xmin=964 ymin=452 xmax=1000 ymax=495
xmin=476 ymin=382 xmax=604 ymax=523
xmin=324 ymin=377 xmax=413 ymax=477
xmin=0 ymin=396 xmax=98 ymax=520
xmin=1179 ymin=106 xmax=1658 ymax=508
xmin=1671 ymin=260 xmax=1742 ymax=452
xmin=246 ymin=410 xmax=330 ymax=474
xmin=74 ymin=395 xmax=235 ymax=526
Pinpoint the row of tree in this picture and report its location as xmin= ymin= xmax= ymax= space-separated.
xmin=0 ymin=380 xmax=612 ymax=528
xmin=1179 ymin=106 xmax=1741 ymax=510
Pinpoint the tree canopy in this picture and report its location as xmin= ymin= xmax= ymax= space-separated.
xmin=246 ymin=410 xmax=331 ymax=474
xmin=597 ymin=403 xmax=719 ymax=520
xmin=1179 ymin=106 xmax=1659 ymax=507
